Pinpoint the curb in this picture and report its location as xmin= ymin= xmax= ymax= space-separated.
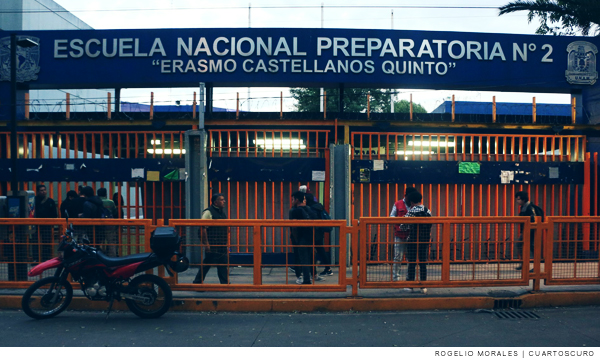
xmin=3 ymin=291 xmax=600 ymax=313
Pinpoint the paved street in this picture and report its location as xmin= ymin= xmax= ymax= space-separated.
xmin=0 ymin=307 xmax=599 ymax=347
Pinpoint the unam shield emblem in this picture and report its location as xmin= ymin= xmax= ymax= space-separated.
xmin=0 ymin=35 xmax=41 ymax=82
xmin=566 ymin=41 xmax=598 ymax=85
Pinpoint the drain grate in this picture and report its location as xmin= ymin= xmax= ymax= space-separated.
xmin=494 ymin=310 xmax=540 ymax=320
xmin=493 ymin=299 xmax=522 ymax=309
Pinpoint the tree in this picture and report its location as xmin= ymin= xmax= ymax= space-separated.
xmin=498 ymin=0 xmax=600 ymax=36
xmin=390 ymin=100 xmax=427 ymax=114
xmin=289 ymin=88 xmax=427 ymax=113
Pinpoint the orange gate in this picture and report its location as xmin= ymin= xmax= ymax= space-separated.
xmin=0 ymin=131 xmax=186 ymax=224
xmin=206 ymin=129 xmax=331 ymax=255
xmin=350 ymin=132 xmax=592 ymax=263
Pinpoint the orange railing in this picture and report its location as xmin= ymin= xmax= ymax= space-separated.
xmin=0 ymin=217 xmax=598 ymax=294
xmin=0 ymin=218 xmax=154 ymax=288
xmin=168 ymin=219 xmax=349 ymax=292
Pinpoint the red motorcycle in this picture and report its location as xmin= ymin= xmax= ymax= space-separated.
xmin=21 ymin=219 xmax=188 ymax=319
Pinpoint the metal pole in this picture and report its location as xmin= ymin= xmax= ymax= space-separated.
xmin=115 ymin=88 xmax=121 ymax=115
xmin=248 ymin=3 xmax=251 ymax=113
xmin=10 ymin=34 xmax=18 ymax=191
xmin=199 ymin=82 xmax=205 ymax=129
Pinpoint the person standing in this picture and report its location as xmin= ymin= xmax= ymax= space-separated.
xmin=33 ymin=184 xmax=58 ymax=261
xmin=305 ymin=193 xmax=330 ymax=278
xmin=79 ymin=186 xmax=104 ymax=248
xmin=81 ymin=186 xmax=103 ymax=218
xmin=389 ymin=186 xmax=417 ymax=281
xmin=193 ymin=193 xmax=229 ymax=284
xmin=289 ymin=191 xmax=314 ymax=284
xmin=98 ymin=187 xmax=118 ymax=256
xmin=401 ymin=191 xmax=432 ymax=294
xmin=98 ymin=188 xmax=118 ymax=218
xmin=514 ymin=191 xmax=544 ymax=272
xmin=113 ymin=192 xmax=126 ymax=219
xmin=60 ymin=190 xmax=81 ymax=219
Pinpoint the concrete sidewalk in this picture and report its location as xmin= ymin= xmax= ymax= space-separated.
xmin=1 ymin=264 xmax=599 ymax=313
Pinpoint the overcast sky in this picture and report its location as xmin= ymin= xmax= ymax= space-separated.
xmin=50 ymin=0 xmax=571 ymax=112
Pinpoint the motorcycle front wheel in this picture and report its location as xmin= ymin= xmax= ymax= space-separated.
xmin=125 ymin=274 xmax=172 ymax=319
xmin=22 ymin=277 xmax=73 ymax=319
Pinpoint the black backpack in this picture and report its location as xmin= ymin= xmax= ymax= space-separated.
xmin=310 ymin=203 xmax=333 ymax=233
xmin=100 ymin=206 xmax=114 ymax=219
xmin=409 ymin=207 xmax=432 ymax=241
xmin=530 ymin=204 xmax=545 ymax=222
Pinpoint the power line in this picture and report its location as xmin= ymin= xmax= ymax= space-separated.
xmin=0 ymin=5 xmax=501 ymax=14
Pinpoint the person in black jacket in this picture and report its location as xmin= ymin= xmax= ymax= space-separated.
xmin=305 ymin=193 xmax=331 ymax=278
xmin=60 ymin=190 xmax=80 ymax=219
xmin=289 ymin=191 xmax=316 ymax=284
xmin=81 ymin=186 xmax=103 ymax=218
xmin=34 ymin=184 xmax=58 ymax=219
xmin=515 ymin=191 xmax=544 ymax=271
xmin=193 ymin=193 xmax=229 ymax=285
xmin=79 ymin=186 xmax=105 ymax=249
xmin=33 ymin=184 xmax=58 ymax=261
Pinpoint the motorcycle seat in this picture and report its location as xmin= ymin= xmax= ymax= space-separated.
xmin=96 ymin=251 xmax=153 ymax=267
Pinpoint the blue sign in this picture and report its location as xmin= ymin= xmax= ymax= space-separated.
xmin=1 ymin=28 xmax=599 ymax=92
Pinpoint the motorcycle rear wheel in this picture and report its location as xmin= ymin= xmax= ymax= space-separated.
xmin=125 ymin=274 xmax=172 ymax=319
xmin=22 ymin=277 xmax=73 ymax=319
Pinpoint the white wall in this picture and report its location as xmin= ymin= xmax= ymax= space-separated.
xmin=0 ymin=0 xmax=92 ymax=31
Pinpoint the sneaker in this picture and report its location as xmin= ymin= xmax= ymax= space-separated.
xmin=313 ymin=275 xmax=326 ymax=282
xmin=403 ymin=288 xmax=414 ymax=293
xmin=421 ymin=288 xmax=428 ymax=295
xmin=319 ymin=269 xmax=334 ymax=276
xmin=295 ymin=278 xmax=304 ymax=285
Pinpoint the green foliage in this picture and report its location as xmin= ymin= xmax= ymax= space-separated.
xmin=390 ymin=100 xmax=427 ymax=114
xmin=499 ymin=0 xmax=600 ymax=36
xmin=289 ymin=88 xmax=427 ymax=113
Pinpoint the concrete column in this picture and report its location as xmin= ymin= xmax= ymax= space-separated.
xmin=185 ymin=130 xmax=208 ymax=263
xmin=329 ymin=144 xmax=351 ymax=265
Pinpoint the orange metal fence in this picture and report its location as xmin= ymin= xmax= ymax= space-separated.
xmin=1 ymin=217 xmax=598 ymax=294
xmin=0 ymin=218 xmax=153 ymax=288
xmin=359 ymin=217 xmax=532 ymax=289
xmin=544 ymin=217 xmax=600 ymax=285
xmin=167 ymin=219 xmax=348 ymax=292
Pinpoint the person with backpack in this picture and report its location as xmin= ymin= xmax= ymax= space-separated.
xmin=305 ymin=193 xmax=332 ymax=278
xmin=401 ymin=191 xmax=432 ymax=294
xmin=515 ymin=191 xmax=544 ymax=272
xmin=80 ymin=186 xmax=106 ymax=252
xmin=98 ymin=188 xmax=118 ymax=219
xmin=389 ymin=186 xmax=417 ymax=281
xmin=81 ymin=186 xmax=104 ymax=219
